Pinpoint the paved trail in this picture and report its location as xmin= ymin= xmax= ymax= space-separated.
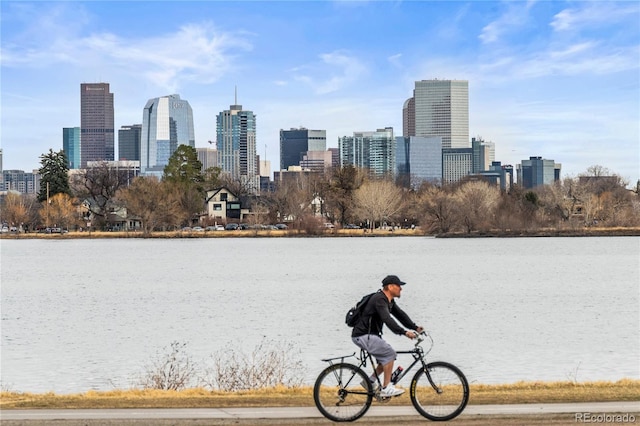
xmin=1 ymin=401 xmax=638 ymax=425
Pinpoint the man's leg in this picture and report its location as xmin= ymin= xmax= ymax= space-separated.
xmin=381 ymin=360 xmax=395 ymax=387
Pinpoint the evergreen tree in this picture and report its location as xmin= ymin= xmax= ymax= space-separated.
xmin=37 ymin=149 xmax=71 ymax=203
xmin=163 ymin=145 xmax=204 ymax=188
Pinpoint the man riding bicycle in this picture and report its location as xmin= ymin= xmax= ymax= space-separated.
xmin=351 ymin=274 xmax=424 ymax=397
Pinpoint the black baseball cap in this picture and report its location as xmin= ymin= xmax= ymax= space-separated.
xmin=382 ymin=275 xmax=406 ymax=286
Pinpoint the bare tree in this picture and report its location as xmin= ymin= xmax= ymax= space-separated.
xmin=325 ymin=166 xmax=366 ymax=225
xmin=417 ymin=186 xmax=459 ymax=233
xmin=1 ymin=192 xmax=33 ymax=231
xmin=116 ymin=176 xmax=181 ymax=235
xmin=71 ymin=161 xmax=132 ymax=229
xmin=454 ymin=181 xmax=500 ymax=233
xmin=354 ymin=179 xmax=403 ymax=230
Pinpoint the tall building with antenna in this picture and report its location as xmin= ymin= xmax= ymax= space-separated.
xmin=216 ymin=88 xmax=259 ymax=192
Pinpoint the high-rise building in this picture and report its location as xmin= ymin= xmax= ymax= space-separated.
xmin=63 ymin=127 xmax=81 ymax=169
xmin=517 ymin=156 xmax=561 ymax=188
xmin=339 ymin=127 xmax=395 ymax=176
xmin=141 ymin=94 xmax=195 ymax=176
xmin=216 ymin=102 xmax=258 ymax=192
xmin=396 ymin=136 xmax=442 ymax=187
xmin=406 ymin=79 xmax=469 ymax=149
xmin=279 ymin=128 xmax=327 ymax=170
xmin=80 ymin=83 xmax=114 ymax=168
xmin=196 ymin=147 xmax=218 ymax=172
xmin=442 ymin=148 xmax=473 ymax=184
xmin=402 ymin=97 xmax=415 ymax=137
xmin=472 ymin=136 xmax=495 ymax=173
xmin=118 ymin=124 xmax=142 ymax=161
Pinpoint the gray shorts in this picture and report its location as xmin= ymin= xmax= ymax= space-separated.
xmin=352 ymin=334 xmax=396 ymax=366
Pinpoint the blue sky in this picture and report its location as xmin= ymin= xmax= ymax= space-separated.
xmin=2 ymin=1 xmax=639 ymax=185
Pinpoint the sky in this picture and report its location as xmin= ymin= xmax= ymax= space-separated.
xmin=1 ymin=0 xmax=639 ymax=185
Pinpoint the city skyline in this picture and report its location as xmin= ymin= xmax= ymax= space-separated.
xmin=1 ymin=1 xmax=638 ymax=185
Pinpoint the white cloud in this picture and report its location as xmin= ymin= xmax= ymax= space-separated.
xmin=550 ymin=3 xmax=640 ymax=32
xmin=2 ymin=5 xmax=252 ymax=93
xmin=291 ymin=50 xmax=368 ymax=95
xmin=479 ymin=2 xmax=532 ymax=44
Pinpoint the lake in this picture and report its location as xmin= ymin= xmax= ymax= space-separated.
xmin=1 ymin=236 xmax=638 ymax=393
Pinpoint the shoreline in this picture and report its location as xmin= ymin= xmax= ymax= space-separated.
xmin=2 ymin=227 xmax=640 ymax=240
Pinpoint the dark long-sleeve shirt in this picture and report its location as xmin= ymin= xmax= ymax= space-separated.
xmin=351 ymin=291 xmax=418 ymax=338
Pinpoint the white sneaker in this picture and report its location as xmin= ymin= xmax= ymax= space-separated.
xmin=380 ymin=384 xmax=404 ymax=397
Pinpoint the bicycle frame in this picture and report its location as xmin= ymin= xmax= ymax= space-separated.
xmin=321 ymin=333 xmax=440 ymax=397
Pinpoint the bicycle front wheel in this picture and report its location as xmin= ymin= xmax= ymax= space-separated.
xmin=410 ymin=361 xmax=469 ymax=421
xmin=313 ymin=363 xmax=372 ymax=422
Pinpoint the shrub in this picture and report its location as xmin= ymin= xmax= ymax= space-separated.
xmin=201 ymin=339 xmax=305 ymax=391
xmin=138 ymin=341 xmax=197 ymax=390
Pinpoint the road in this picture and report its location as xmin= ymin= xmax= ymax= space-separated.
xmin=1 ymin=402 xmax=638 ymax=425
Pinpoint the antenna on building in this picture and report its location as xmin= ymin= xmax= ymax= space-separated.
xmin=235 ymin=85 xmax=237 ymax=105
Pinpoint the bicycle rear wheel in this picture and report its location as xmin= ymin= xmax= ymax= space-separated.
xmin=410 ymin=361 xmax=469 ymax=421
xmin=313 ymin=363 xmax=372 ymax=422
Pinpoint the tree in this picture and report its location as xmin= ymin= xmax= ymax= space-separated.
xmin=163 ymin=145 xmax=204 ymax=189
xmin=116 ymin=176 xmax=181 ymax=235
xmin=417 ymin=186 xmax=459 ymax=233
xmin=37 ymin=149 xmax=71 ymax=203
xmin=162 ymin=146 xmax=209 ymax=227
xmin=1 ymin=192 xmax=34 ymax=231
xmin=39 ymin=193 xmax=78 ymax=229
xmin=325 ymin=166 xmax=366 ymax=225
xmin=70 ymin=161 xmax=132 ymax=228
xmin=354 ymin=179 xmax=404 ymax=230
xmin=455 ymin=181 xmax=500 ymax=233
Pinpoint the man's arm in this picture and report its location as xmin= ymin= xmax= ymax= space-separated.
xmin=391 ymin=304 xmax=420 ymax=333
xmin=374 ymin=297 xmax=406 ymax=335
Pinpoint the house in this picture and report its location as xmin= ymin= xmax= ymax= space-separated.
xmin=204 ymin=187 xmax=249 ymax=222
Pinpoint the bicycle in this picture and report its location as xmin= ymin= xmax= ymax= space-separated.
xmin=313 ymin=332 xmax=469 ymax=422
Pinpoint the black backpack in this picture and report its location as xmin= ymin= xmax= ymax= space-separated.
xmin=345 ymin=292 xmax=376 ymax=327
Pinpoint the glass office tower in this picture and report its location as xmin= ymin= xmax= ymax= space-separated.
xmin=118 ymin=124 xmax=142 ymax=161
xmin=63 ymin=127 xmax=81 ymax=169
xmin=141 ymin=94 xmax=195 ymax=176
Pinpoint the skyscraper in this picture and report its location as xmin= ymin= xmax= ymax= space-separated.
xmin=63 ymin=127 xmax=81 ymax=169
xmin=280 ymin=128 xmax=327 ymax=170
xmin=407 ymin=79 xmax=469 ymax=149
xmin=118 ymin=124 xmax=142 ymax=161
xmin=339 ymin=127 xmax=395 ymax=176
xmin=141 ymin=94 xmax=195 ymax=176
xmin=216 ymin=102 xmax=258 ymax=191
xmin=80 ymin=83 xmax=114 ymax=168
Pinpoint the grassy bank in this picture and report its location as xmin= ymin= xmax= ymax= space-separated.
xmin=1 ymin=380 xmax=638 ymax=409
xmin=2 ymin=227 xmax=640 ymax=240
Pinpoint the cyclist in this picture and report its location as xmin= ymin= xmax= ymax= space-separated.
xmin=351 ymin=274 xmax=424 ymax=397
